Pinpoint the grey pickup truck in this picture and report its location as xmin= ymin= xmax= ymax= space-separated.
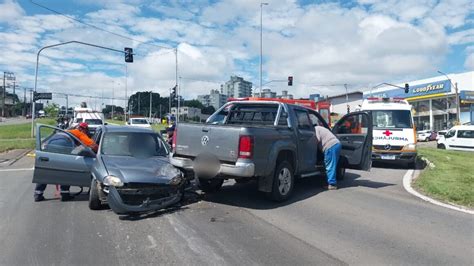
xmin=170 ymin=101 xmax=373 ymax=201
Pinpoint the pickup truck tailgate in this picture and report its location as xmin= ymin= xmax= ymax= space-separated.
xmin=174 ymin=123 xmax=241 ymax=163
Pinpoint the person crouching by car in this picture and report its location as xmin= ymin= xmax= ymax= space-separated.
xmin=314 ymin=125 xmax=342 ymax=190
xmin=33 ymin=123 xmax=98 ymax=202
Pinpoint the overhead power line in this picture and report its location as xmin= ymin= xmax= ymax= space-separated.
xmin=29 ymin=0 xmax=175 ymax=51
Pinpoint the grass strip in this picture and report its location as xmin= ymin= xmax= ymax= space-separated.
xmin=413 ymin=147 xmax=474 ymax=208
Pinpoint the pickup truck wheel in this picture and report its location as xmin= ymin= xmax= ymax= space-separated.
xmin=336 ymin=165 xmax=346 ymax=181
xmin=267 ymin=161 xmax=294 ymax=202
xmin=88 ymin=178 xmax=102 ymax=210
xmin=197 ymin=178 xmax=224 ymax=193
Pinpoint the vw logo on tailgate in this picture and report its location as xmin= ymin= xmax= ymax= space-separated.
xmin=201 ymin=135 xmax=209 ymax=146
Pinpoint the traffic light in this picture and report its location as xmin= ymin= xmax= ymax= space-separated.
xmin=288 ymin=76 xmax=293 ymax=86
xmin=124 ymin=47 xmax=133 ymax=63
xmin=404 ymin=83 xmax=409 ymax=93
xmin=171 ymin=85 xmax=177 ymax=100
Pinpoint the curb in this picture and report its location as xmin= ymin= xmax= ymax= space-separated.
xmin=402 ymin=169 xmax=474 ymax=214
xmin=7 ymin=149 xmax=33 ymax=166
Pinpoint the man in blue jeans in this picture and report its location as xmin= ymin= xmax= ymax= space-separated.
xmin=315 ymin=126 xmax=342 ymax=190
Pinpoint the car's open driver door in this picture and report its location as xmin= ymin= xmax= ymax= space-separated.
xmin=32 ymin=124 xmax=95 ymax=187
xmin=332 ymin=112 xmax=372 ymax=170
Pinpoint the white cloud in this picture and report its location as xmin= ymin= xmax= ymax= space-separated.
xmin=0 ymin=0 xmax=25 ymax=23
xmin=465 ymin=53 xmax=474 ymax=70
xmin=0 ymin=0 xmax=472 ymax=104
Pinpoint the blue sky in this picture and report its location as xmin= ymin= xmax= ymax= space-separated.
xmin=0 ymin=0 xmax=473 ymax=107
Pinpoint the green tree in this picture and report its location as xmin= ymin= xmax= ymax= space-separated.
xmin=44 ymin=103 xmax=59 ymax=117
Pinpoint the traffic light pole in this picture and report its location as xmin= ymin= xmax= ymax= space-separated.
xmin=31 ymin=41 xmax=130 ymax=137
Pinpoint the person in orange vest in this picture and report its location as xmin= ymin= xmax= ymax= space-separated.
xmin=68 ymin=122 xmax=99 ymax=152
xmin=34 ymin=123 xmax=98 ymax=202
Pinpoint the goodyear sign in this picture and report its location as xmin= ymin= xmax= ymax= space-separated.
xmin=460 ymin=91 xmax=474 ymax=103
xmin=365 ymin=80 xmax=452 ymax=99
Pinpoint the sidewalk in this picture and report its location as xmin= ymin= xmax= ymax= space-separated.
xmin=0 ymin=149 xmax=31 ymax=166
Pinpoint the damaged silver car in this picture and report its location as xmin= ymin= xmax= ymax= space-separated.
xmin=32 ymin=125 xmax=185 ymax=215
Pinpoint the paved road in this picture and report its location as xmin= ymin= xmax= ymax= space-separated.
xmin=0 ymin=156 xmax=472 ymax=265
xmin=0 ymin=117 xmax=30 ymax=126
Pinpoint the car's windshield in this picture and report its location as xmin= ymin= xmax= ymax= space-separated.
xmin=132 ymin=119 xmax=148 ymax=124
xmin=101 ymin=132 xmax=168 ymax=157
xmin=372 ymin=110 xmax=412 ymax=129
xmin=85 ymin=119 xmax=103 ymax=125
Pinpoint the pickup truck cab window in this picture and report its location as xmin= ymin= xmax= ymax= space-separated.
xmin=295 ymin=109 xmax=312 ymax=130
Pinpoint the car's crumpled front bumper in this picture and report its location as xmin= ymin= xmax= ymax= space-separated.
xmin=107 ymin=185 xmax=182 ymax=215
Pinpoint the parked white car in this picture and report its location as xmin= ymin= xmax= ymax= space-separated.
xmin=417 ymin=130 xmax=436 ymax=142
xmin=437 ymin=125 xmax=474 ymax=151
xmin=127 ymin=118 xmax=152 ymax=129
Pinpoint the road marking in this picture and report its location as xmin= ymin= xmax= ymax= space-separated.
xmin=147 ymin=235 xmax=157 ymax=249
xmin=0 ymin=168 xmax=34 ymax=172
xmin=402 ymin=169 xmax=474 ymax=214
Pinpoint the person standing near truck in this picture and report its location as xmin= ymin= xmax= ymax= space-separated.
xmin=314 ymin=126 xmax=341 ymax=190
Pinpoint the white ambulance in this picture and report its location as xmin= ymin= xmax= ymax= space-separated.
xmin=361 ymin=98 xmax=417 ymax=167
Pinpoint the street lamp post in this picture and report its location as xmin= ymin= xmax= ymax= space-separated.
xmin=260 ymin=2 xmax=269 ymax=96
xmin=31 ymin=40 xmax=131 ymax=137
xmin=437 ymin=71 xmax=460 ymax=124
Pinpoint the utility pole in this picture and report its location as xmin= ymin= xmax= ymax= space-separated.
xmin=259 ymin=2 xmax=269 ymax=96
xmin=23 ymin=87 xmax=27 ymax=116
xmin=138 ymin=92 xmax=141 ymax=116
xmin=149 ymin=91 xmax=152 ymax=121
xmin=112 ymin=83 xmax=115 ymax=120
xmin=455 ymin=82 xmax=460 ymax=124
xmin=2 ymin=72 xmax=5 ymax=117
xmin=344 ymin=83 xmax=349 ymax=114
xmin=65 ymin=94 xmax=69 ymax=117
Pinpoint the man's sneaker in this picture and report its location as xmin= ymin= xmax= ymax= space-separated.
xmin=60 ymin=194 xmax=74 ymax=201
xmin=328 ymin=185 xmax=338 ymax=190
xmin=34 ymin=195 xmax=45 ymax=202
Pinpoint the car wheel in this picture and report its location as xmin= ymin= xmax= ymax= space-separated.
xmin=336 ymin=163 xmax=346 ymax=181
xmin=197 ymin=178 xmax=224 ymax=193
xmin=88 ymin=178 xmax=102 ymax=210
xmin=267 ymin=161 xmax=294 ymax=202
xmin=437 ymin=144 xmax=446 ymax=149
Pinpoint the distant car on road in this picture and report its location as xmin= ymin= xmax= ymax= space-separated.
xmin=32 ymin=125 xmax=185 ymax=215
xmin=417 ymin=130 xmax=437 ymax=142
xmin=436 ymin=130 xmax=448 ymax=140
xmin=437 ymin=125 xmax=474 ymax=151
xmin=127 ymin=118 xmax=152 ymax=129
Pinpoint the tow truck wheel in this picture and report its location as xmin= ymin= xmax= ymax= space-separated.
xmin=88 ymin=178 xmax=102 ymax=210
xmin=267 ymin=161 xmax=294 ymax=202
xmin=197 ymin=178 xmax=224 ymax=193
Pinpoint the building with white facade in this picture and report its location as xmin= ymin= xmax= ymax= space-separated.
xmin=223 ymin=76 xmax=252 ymax=98
xmin=364 ymin=71 xmax=474 ymax=131
xmin=171 ymin=106 xmax=209 ymax=121
xmin=254 ymin=89 xmax=294 ymax=99
xmin=198 ymin=89 xmax=227 ymax=110
xmin=320 ymin=91 xmax=364 ymax=115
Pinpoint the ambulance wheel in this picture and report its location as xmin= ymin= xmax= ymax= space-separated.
xmin=89 ymin=178 xmax=102 ymax=210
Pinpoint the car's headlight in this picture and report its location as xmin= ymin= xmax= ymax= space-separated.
xmin=403 ymin=144 xmax=417 ymax=151
xmin=168 ymin=174 xmax=183 ymax=186
xmin=103 ymin=175 xmax=124 ymax=187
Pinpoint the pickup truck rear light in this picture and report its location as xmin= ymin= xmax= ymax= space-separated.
xmin=172 ymin=128 xmax=177 ymax=152
xmin=238 ymin=135 xmax=253 ymax=159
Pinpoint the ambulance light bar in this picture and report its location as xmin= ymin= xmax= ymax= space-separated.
xmin=366 ymin=97 xmax=407 ymax=104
